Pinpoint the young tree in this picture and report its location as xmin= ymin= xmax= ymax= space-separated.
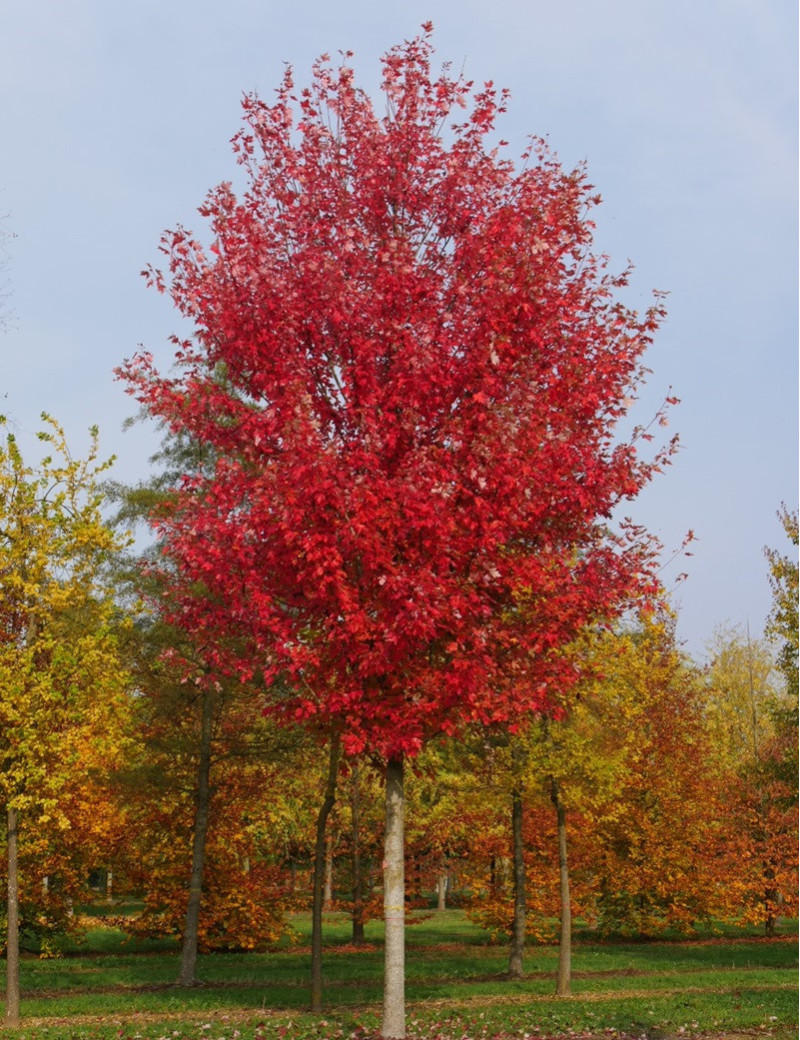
xmin=114 ymin=582 xmax=310 ymax=975
xmin=111 ymin=425 xmax=304 ymax=986
xmin=503 ymin=737 xmax=527 ymax=980
xmin=765 ymin=506 xmax=799 ymax=695
xmin=707 ymin=626 xmax=798 ymax=934
xmin=764 ymin=505 xmax=799 ymax=788
xmin=591 ymin=623 xmax=730 ymax=937
xmin=119 ymin=29 xmax=673 ymax=1037
xmin=310 ymin=730 xmax=341 ymax=1011
xmin=0 ymin=415 xmax=126 ymax=1027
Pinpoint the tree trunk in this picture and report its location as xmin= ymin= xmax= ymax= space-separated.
xmin=351 ymin=762 xmax=365 ymax=944
xmin=6 ymin=805 xmax=20 ymax=1027
xmin=382 ymin=755 xmax=405 ymax=1039
xmin=507 ymin=784 xmax=526 ymax=979
xmin=106 ymin=868 xmax=113 ymax=903
xmin=177 ymin=684 xmax=214 ymax=987
xmin=437 ymin=872 xmax=447 ymax=911
xmin=310 ymin=732 xmax=342 ymax=1012
xmin=323 ymin=837 xmax=334 ymax=909
xmin=551 ymin=777 xmax=572 ymax=996
xmin=764 ymin=865 xmax=778 ymax=938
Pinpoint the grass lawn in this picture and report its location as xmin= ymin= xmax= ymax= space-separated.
xmin=0 ymin=908 xmax=795 ymax=1039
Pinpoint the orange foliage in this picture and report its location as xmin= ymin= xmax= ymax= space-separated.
xmin=118 ymin=765 xmax=297 ymax=952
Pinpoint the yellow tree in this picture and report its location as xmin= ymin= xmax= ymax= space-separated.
xmin=461 ymin=615 xmax=729 ymax=979
xmin=492 ymin=619 xmax=660 ymax=990
xmin=0 ymin=414 xmax=127 ymax=1026
xmin=516 ymin=622 xmax=656 ymax=993
xmin=764 ymin=506 xmax=798 ymax=786
xmin=706 ymin=625 xmax=798 ymax=934
xmin=587 ymin=619 xmax=732 ymax=937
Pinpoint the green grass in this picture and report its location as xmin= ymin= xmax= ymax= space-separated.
xmin=0 ymin=909 xmax=796 ymax=1039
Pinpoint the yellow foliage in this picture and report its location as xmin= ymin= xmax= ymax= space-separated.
xmin=0 ymin=415 xmax=130 ymax=949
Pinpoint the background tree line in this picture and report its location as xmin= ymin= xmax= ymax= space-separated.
xmin=1 ymin=455 xmax=795 ymax=961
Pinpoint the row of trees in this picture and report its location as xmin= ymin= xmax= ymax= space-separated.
xmin=124 ymin=611 xmax=798 ymax=946
xmin=1 ymin=29 xmax=797 ymax=1037
xmin=0 ymin=413 xmax=796 ymax=1025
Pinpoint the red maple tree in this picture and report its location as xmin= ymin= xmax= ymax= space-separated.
xmin=119 ymin=27 xmax=674 ymax=1037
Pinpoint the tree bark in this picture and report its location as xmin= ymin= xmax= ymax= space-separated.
xmin=551 ymin=777 xmax=572 ymax=996
xmin=763 ymin=860 xmax=778 ymax=938
xmin=507 ymin=783 xmax=526 ymax=979
xmin=437 ymin=872 xmax=447 ymax=911
xmin=323 ymin=836 xmax=334 ymax=909
xmin=382 ymin=755 xmax=405 ymax=1039
xmin=351 ymin=762 xmax=365 ymax=944
xmin=177 ymin=684 xmax=214 ymax=987
xmin=310 ymin=732 xmax=342 ymax=1012
xmin=6 ymin=805 xmax=20 ymax=1027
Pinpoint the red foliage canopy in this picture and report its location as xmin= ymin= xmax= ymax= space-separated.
xmin=119 ymin=29 xmax=674 ymax=757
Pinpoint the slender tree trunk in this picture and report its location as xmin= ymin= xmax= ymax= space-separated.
xmin=323 ymin=837 xmax=334 ymax=909
xmin=551 ymin=777 xmax=572 ymax=996
xmin=764 ymin=860 xmax=778 ymax=938
xmin=382 ymin=755 xmax=405 ymax=1039
xmin=507 ymin=784 xmax=526 ymax=979
xmin=106 ymin=869 xmax=113 ymax=903
xmin=177 ymin=685 xmax=214 ymax=987
xmin=310 ymin=732 xmax=342 ymax=1012
xmin=6 ymin=615 xmax=38 ymax=1026
xmin=351 ymin=762 xmax=365 ymax=944
xmin=6 ymin=805 xmax=20 ymax=1027
xmin=437 ymin=871 xmax=447 ymax=911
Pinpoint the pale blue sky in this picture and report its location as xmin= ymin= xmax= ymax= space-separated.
xmin=2 ymin=0 xmax=797 ymax=657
